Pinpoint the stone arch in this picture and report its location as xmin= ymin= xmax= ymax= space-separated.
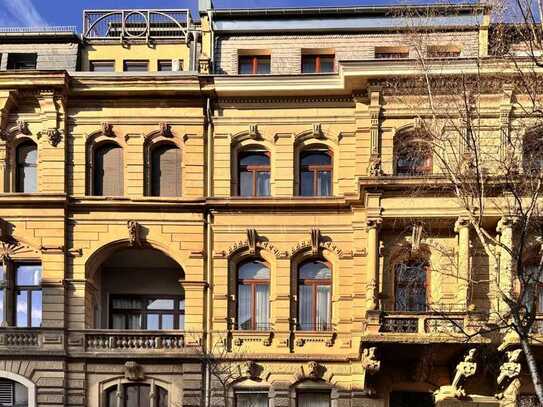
xmin=99 ymin=376 xmax=171 ymax=407
xmin=0 ymin=370 xmax=37 ymax=407
xmin=230 ymin=135 xmax=275 ymax=196
xmin=143 ymin=132 xmax=183 ymax=197
xmin=289 ymin=364 xmax=339 ymax=406
xmin=85 ymin=128 xmax=125 ymax=196
xmin=293 ymin=133 xmax=338 ymax=196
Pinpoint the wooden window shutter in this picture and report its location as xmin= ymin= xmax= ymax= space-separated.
xmin=151 ymin=145 xmax=180 ymax=197
xmin=94 ymin=144 xmax=123 ymax=196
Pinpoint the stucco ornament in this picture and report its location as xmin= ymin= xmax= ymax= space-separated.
xmin=496 ymin=349 xmax=522 ymax=400
xmin=306 ymin=361 xmax=324 ymax=380
xmin=16 ymin=120 xmax=30 ymax=135
xmin=38 ymin=128 xmax=62 ymax=147
xmin=241 ymin=361 xmax=260 ymax=380
xmin=361 ymin=347 xmax=380 ymax=375
xmin=127 ymin=221 xmax=143 ymax=248
xmin=159 ymin=122 xmax=173 ymax=138
xmin=101 ymin=122 xmax=114 ymax=137
xmin=434 ymin=348 xmax=478 ymax=401
xmin=247 ymin=228 xmax=258 ymax=255
xmin=311 ymin=228 xmax=321 ymax=255
xmin=124 ymin=361 xmax=145 ymax=381
xmin=367 ymin=153 xmax=384 ymax=176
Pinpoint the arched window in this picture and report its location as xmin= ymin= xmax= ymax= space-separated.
xmin=93 ymin=143 xmax=123 ymax=196
xmin=523 ymin=131 xmax=543 ymax=173
xmin=238 ymin=151 xmax=270 ymax=197
xmin=237 ymin=260 xmax=270 ymax=331
xmin=106 ymin=383 xmax=168 ymax=407
xmin=150 ymin=144 xmax=181 ymax=197
xmin=0 ymin=378 xmax=29 ymax=406
xmin=394 ymin=260 xmax=428 ymax=312
xmin=235 ymin=390 xmax=269 ymax=407
xmin=15 ymin=140 xmax=37 ymax=193
xmin=395 ymin=134 xmax=432 ymax=176
xmin=299 ymin=150 xmax=332 ymax=197
xmin=298 ymin=260 xmax=331 ymax=331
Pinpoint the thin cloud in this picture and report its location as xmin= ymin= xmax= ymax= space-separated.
xmin=1 ymin=0 xmax=47 ymax=27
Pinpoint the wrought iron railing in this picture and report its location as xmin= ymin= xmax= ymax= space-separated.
xmin=380 ymin=313 xmax=465 ymax=334
xmin=83 ymin=9 xmax=192 ymax=42
xmin=0 ymin=26 xmax=76 ymax=33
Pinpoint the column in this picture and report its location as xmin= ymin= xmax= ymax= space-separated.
xmin=495 ymin=216 xmax=515 ymax=316
xmin=454 ymin=217 xmax=470 ymax=310
xmin=366 ymin=218 xmax=382 ymax=312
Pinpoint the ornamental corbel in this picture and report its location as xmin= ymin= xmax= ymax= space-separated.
xmin=361 ymin=347 xmax=381 ymax=375
xmin=312 ymin=123 xmax=323 ymax=138
xmin=435 ymin=348 xmax=477 ymax=401
xmin=241 ymin=361 xmax=260 ymax=380
xmin=16 ymin=120 xmax=30 ymax=135
xmin=311 ymin=228 xmax=321 ymax=256
xmin=124 ymin=361 xmax=145 ymax=381
xmin=247 ymin=228 xmax=258 ymax=255
xmin=306 ymin=361 xmax=325 ymax=379
xmin=159 ymin=122 xmax=173 ymax=138
xmin=496 ymin=349 xmax=522 ymax=400
xmin=249 ymin=124 xmax=259 ymax=139
xmin=127 ymin=221 xmax=143 ymax=248
xmin=37 ymin=128 xmax=62 ymax=147
xmin=101 ymin=122 xmax=114 ymax=137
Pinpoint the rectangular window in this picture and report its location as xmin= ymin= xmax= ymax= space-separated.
xmin=15 ymin=264 xmax=42 ymax=328
xmin=89 ymin=60 xmax=115 ymax=72
xmin=302 ymin=55 xmax=335 ymax=73
xmin=7 ymin=53 xmax=37 ymax=70
xmin=235 ymin=391 xmax=268 ymax=407
xmin=427 ymin=45 xmax=462 ymax=58
xmin=124 ymin=60 xmax=149 ymax=72
xmin=238 ymin=55 xmax=271 ymax=75
xmin=110 ymin=295 xmax=184 ymax=330
xmin=158 ymin=60 xmax=173 ymax=72
xmin=297 ymin=391 xmax=330 ymax=407
xmin=375 ymin=47 xmax=409 ymax=59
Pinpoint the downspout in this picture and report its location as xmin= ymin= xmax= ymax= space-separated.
xmin=204 ymin=95 xmax=214 ymax=407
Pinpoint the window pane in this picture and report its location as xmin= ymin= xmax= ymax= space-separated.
xmin=300 ymin=261 xmax=331 ymax=280
xmin=127 ymin=314 xmax=142 ymax=330
xmin=302 ymin=56 xmax=317 ymax=73
xmin=300 ymin=171 xmax=314 ymax=196
xmin=299 ymin=285 xmax=312 ymax=331
xmin=395 ymin=262 xmax=428 ymax=312
xmin=256 ymin=171 xmax=270 ymax=196
xmin=238 ymin=284 xmax=252 ymax=330
xmin=240 ymin=153 xmax=270 ymax=166
xmin=31 ymin=290 xmax=42 ymax=327
xmin=16 ymin=141 xmax=37 ymax=193
xmin=124 ymin=60 xmax=149 ymax=72
xmin=162 ymin=314 xmax=174 ymax=329
xmin=319 ymin=57 xmax=335 ymax=72
xmin=16 ymin=290 xmax=28 ymax=327
xmin=239 ymin=261 xmax=270 ymax=280
xmin=238 ymin=57 xmax=253 ymax=74
xmin=157 ymin=386 xmax=169 ymax=407
xmin=7 ymin=53 xmax=37 ymax=70
xmin=94 ymin=144 xmax=123 ymax=196
xmin=239 ymin=171 xmax=253 ymax=196
xmin=16 ymin=264 xmax=41 ymax=286
xmin=147 ymin=299 xmax=174 ymax=310
xmin=112 ymin=314 xmax=126 ymax=329
xmin=256 ymin=57 xmax=271 ymax=74
xmin=0 ymin=289 xmax=4 ymax=326
xmin=318 ymin=171 xmax=332 ymax=197
xmin=14 ymin=381 xmax=28 ymax=406
xmin=112 ymin=298 xmax=142 ymax=309
xmin=147 ymin=314 xmax=159 ymax=330
xmin=158 ymin=60 xmax=173 ymax=71
xmin=297 ymin=392 xmax=330 ymax=407
xmin=179 ymin=314 xmax=185 ymax=330
xmin=316 ymin=285 xmax=331 ymax=331
xmin=0 ymin=264 xmax=4 ymax=281
xmin=255 ymin=284 xmax=270 ymax=331
xmin=90 ymin=61 xmax=114 ymax=72
xmin=151 ymin=144 xmax=180 ymax=197
xmin=237 ymin=393 xmax=268 ymax=407
xmin=125 ymin=384 xmax=139 ymax=406
xmin=106 ymin=387 xmax=117 ymax=407
xmin=301 ymin=152 xmax=331 ymax=166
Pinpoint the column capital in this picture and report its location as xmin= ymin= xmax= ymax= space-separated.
xmin=496 ymin=216 xmax=518 ymax=233
xmin=454 ymin=217 xmax=471 ymax=233
xmin=365 ymin=218 xmax=382 ymax=231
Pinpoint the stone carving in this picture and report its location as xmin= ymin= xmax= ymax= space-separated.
xmin=39 ymin=128 xmax=62 ymax=147
xmin=434 ymin=348 xmax=477 ymax=401
xmin=124 ymin=361 xmax=145 ymax=381
xmin=361 ymin=347 xmax=381 ymax=374
xmin=159 ymin=122 xmax=173 ymax=138
xmin=233 ymin=337 xmax=243 ymax=347
xmin=496 ymin=349 xmax=522 ymax=400
xmin=411 ymin=223 xmax=424 ymax=253
xmin=249 ymin=124 xmax=259 ymax=138
xmin=127 ymin=221 xmax=142 ymax=248
xmin=198 ymin=57 xmax=211 ymax=74
xmin=307 ymin=361 xmax=325 ymax=379
xmin=247 ymin=229 xmax=258 ymax=255
xmin=367 ymin=153 xmax=384 ymax=176
xmin=311 ymin=228 xmax=321 ymax=255
xmin=312 ymin=123 xmax=323 ymax=138
xmin=101 ymin=122 xmax=114 ymax=137
xmin=241 ymin=361 xmax=260 ymax=380
xmin=16 ymin=120 xmax=30 ymax=135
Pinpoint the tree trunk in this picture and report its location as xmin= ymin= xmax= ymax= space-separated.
xmin=520 ymin=337 xmax=543 ymax=404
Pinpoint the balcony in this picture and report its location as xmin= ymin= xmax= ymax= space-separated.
xmin=83 ymin=9 xmax=192 ymax=43
xmin=69 ymin=330 xmax=202 ymax=358
xmin=0 ymin=328 xmax=64 ymax=356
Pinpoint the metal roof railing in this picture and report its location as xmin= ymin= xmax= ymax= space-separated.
xmin=83 ymin=9 xmax=192 ymax=43
xmin=0 ymin=26 xmax=77 ymax=33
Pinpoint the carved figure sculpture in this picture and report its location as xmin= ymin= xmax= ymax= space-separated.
xmin=496 ymin=349 xmax=522 ymax=400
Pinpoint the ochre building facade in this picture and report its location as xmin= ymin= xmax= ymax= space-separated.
xmin=0 ymin=2 xmax=536 ymax=407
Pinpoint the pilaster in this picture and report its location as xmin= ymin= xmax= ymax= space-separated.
xmin=455 ymin=217 xmax=471 ymax=310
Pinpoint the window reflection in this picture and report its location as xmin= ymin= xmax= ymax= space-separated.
xmin=298 ymin=261 xmax=332 ymax=331
xmin=15 ymin=264 xmax=42 ymax=328
xmin=299 ymin=150 xmax=332 ymax=196
xmin=238 ymin=152 xmax=270 ymax=197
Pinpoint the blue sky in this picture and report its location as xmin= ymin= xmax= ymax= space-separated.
xmin=0 ymin=0 xmax=418 ymax=28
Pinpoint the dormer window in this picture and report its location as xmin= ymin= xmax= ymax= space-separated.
xmin=302 ymin=51 xmax=335 ymax=73
xmin=427 ymin=45 xmax=462 ymax=58
xmin=238 ymin=51 xmax=271 ymax=75
xmin=7 ymin=53 xmax=37 ymax=70
xmin=375 ymin=47 xmax=409 ymax=59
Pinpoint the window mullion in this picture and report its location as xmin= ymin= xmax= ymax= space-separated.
xmin=5 ymin=261 xmax=14 ymax=327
